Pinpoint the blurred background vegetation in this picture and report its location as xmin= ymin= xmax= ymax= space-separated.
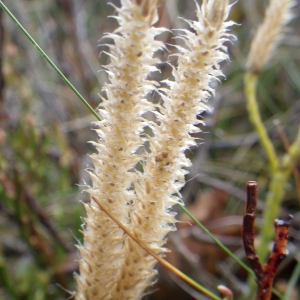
xmin=0 ymin=0 xmax=300 ymax=299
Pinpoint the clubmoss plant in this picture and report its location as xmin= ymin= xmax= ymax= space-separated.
xmin=75 ymin=0 xmax=234 ymax=299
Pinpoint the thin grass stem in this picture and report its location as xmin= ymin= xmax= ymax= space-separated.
xmin=244 ymin=71 xmax=278 ymax=173
xmin=0 ymin=1 xmax=101 ymax=122
xmin=179 ymin=204 xmax=254 ymax=276
xmin=179 ymin=204 xmax=285 ymax=299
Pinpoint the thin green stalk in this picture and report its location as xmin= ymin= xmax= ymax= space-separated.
xmin=244 ymin=71 xmax=278 ymax=173
xmin=273 ymin=289 xmax=285 ymax=299
xmin=257 ymin=127 xmax=300 ymax=264
xmin=0 ymin=1 xmax=101 ymax=122
xmin=256 ymin=170 xmax=290 ymax=263
xmin=179 ymin=204 xmax=254 ymax=276
xmin=179 ymin=204 xmax=285 ymax=299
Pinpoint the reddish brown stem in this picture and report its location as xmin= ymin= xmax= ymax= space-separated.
xmin=242 ymin=181 xmax=293 ymax=300
xmin=257 ymin=215 xmax=293 ymax=300
xmin=243 ymin=182 xmax=264 ymax=279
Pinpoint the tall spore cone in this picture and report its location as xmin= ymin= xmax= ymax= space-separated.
xmin=75 ymin=0 xmax=164 ymax=299
xmin=247 ymin=0 xmax=294 ymax=73
xmin=130 ymin=0 xmax=234 ymax=294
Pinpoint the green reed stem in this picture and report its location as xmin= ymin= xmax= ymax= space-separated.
xmin=0 ymin=1 xmax=101 ymax=122
xmin=179 ymin=204 xmax=254 ymax=276
xmin=178 ymin=205 xmax=284 ymax=299
xmin=244 ymin=72 xmax=278 ymax=173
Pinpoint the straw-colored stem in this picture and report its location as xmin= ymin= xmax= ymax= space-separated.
xmin=92 ymin=197 xmax=222 ymax=300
